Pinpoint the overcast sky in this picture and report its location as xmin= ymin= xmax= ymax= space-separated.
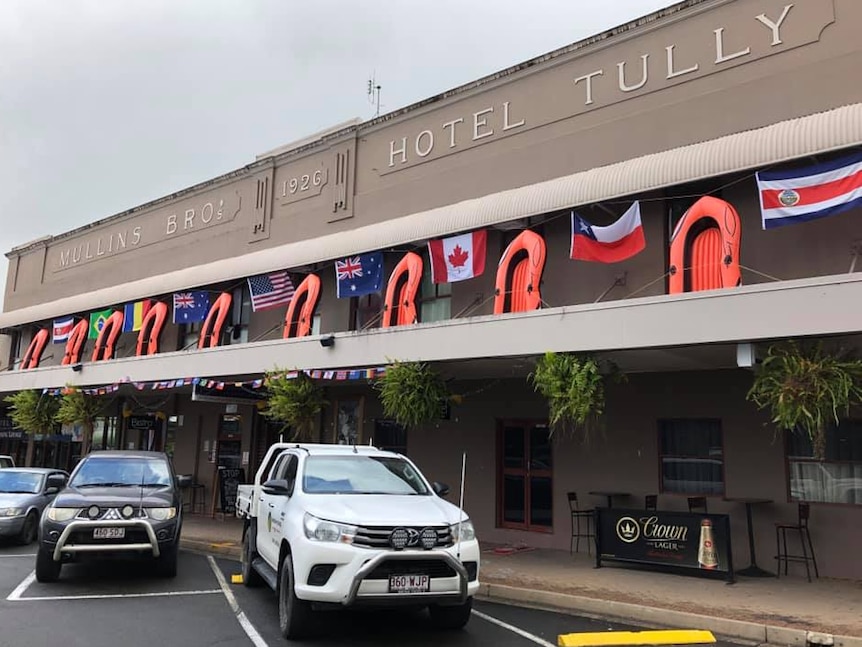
xmin=0 ymin=0 xmax=671 ymax=308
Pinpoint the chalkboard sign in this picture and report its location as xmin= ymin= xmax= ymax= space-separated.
xmin=595 ymin=507 xmax=734 ymax=582
xmin=217 ymin=467 xmax=245 ymax=515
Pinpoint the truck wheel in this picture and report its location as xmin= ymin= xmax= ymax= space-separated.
xmin=16 ymin=512 xmax=38 ymax=545
xmin=278 ymin=554 xmax=313 ymax=639
xmin=156 ymin=541 xmax=178 ymax=578
xmin=241 ymin=526 xmax=263 ymax=588
xmin=428 ymin=597 xmax=473 ymax=630
xmin=35 ymin=547 xmax=61 ymax=583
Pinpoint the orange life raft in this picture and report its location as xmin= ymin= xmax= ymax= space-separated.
xmin=61 ymin=319 xmax=90 ymax=366
xmin=382 ymin=252 xmax=423 ymax=328
xmin=135 ymin=301 xmax=169 ymax=356
xmin=20 ymin=328 xmax=49 ymax=369
xmin=91 ymin=311 xmax=124 ymax=361
xmin=284 ymin=274 xmax=321 ymax=339
xmin=493 ymin=230 xmax=547 ymax=314
xmin=668 ymin=196 xmax=741 ymax=294
xmin=198 ymin=292 xmax=232 ymax=349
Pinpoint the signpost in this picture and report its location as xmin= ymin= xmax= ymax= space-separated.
xmin=595 ymin=508 xmax=734 ymax=583
xmin=216 ymin=466 xmax=245 ymax=515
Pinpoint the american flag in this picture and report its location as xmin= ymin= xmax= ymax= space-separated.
xmin=247 ymin=270 xmax=295 ymax=312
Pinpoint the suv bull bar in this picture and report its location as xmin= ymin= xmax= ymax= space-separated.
xmin=52 ymin=519 xmax=161 ymax=561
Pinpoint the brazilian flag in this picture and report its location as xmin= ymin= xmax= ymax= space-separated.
xmin=88 ymin=309 xmax=113 ymax=339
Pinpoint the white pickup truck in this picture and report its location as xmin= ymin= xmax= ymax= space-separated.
xmin=235 ymin=443 xmax=480 ymax=640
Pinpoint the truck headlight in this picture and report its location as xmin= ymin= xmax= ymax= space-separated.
xmin=146 ymin=507 xmax=177 ymax=521
xmin=47 ymin=507 xmax=78 ymax=522
xmin=0 ymin=507 xmax=23 ymax=518
xmin=303 ymin=513 xmax=356 ymax=544
xmin=450 ymin=519 xmax=476 ymax=542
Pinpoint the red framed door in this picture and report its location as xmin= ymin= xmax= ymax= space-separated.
xmin=498 ymin=420 xmax=553 ymax=531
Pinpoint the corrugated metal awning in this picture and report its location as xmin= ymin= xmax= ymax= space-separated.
xmin=2 ymin=102 xmax=861 ymax=330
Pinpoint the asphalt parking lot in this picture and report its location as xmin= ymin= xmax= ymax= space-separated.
xmin=0 ymin=541 xmax=741 ymax=646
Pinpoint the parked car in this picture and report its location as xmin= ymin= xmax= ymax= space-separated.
xmin=0 ymin=468 xmax=68 ymax=544
xmin=0 ymin=455 xmax=15 ymax=469
xmin=236 ymin=443 xmax=479 ymax=640
xmin=36 ymin=450 xmax=190 ymax=582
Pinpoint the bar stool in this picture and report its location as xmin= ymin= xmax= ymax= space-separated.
xmin=567 ymin=492 xmax=595 ymax=555
xmin=775 ymin=502 xmax=819 ymax=582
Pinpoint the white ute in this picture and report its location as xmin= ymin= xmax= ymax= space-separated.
xmin=235 ymin=443 xmax=480 ymax=640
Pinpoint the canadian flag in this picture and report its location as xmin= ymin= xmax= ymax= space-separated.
xmin=427 ymin=230 xmax=487 ymax=284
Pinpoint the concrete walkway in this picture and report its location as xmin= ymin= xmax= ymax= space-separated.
xmin=179 ymin=514 xmax=862 ymax=646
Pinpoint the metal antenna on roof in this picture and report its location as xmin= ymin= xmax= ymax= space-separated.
xmin=367 ymin=73 xmax=382 ymax=118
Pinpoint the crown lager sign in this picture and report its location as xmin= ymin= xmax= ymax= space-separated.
xmin=596 ymin=508 xmax=734 ymax=582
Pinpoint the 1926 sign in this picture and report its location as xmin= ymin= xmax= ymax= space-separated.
xmin=595 ymin=508 xmax=734 ymax=582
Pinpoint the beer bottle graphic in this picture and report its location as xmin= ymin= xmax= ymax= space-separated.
xmin=697 ymin=518 xmax=719 ymax=570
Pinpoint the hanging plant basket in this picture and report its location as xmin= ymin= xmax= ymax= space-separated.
xmin=262 ymin=370 xmax=327 ymax=442
xmin=747 ymin=340 xmax=862 ymax=459
xmin=529 ymin=352 xmax=617 ymax=438
xmin=374 ymin=360 xmax=450 ymax=430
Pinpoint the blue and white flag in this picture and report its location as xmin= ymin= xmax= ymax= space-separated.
xmin=757 ymin=150 xmax=862 ymax=229
xmin=172 ymin=291 xmax=210 ymax=324
xmin=335 ymin=252 xmax=383 ymax=298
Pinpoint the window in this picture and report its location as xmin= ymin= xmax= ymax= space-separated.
xmin=787 ymin=422 xmax=862 ymax=505
xmin=229 ymin=284 xmax=252 ymax=344
xmin=178 ymin=321 xmax=202 ymax=350
xmin=418 ymin=250 xmax=451 ymax=323
xmin=498 ymin=421 xmax=552 ymax=531
xmin=350 ymin=293 xmax=382 ymax=331
xmin=658 ymin=419 xmax=724 ymax=495
xmin=374 ymin=419 xmax=407 ymax=455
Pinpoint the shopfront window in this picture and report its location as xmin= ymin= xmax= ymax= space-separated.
xmin=229 ymin=284 xmax=252 ymax=344
xmin=498 ymin=421 xmax=553 ymax=531
xmin=658 ymin=419 xmax=724 ymax=495
xmin=419 ymin=250 xmax=451 ymax=323
xmin=787 ymin=422 xmax=862 ymax=505
xmin=178 ymin=321 xmax=202 ymax=350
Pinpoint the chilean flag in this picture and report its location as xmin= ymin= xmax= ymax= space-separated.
xmin=428 ymin=230 xmax=487 ymax=283
xmin=570 ymin=201 xmax=645 ymax=263
xmin=757 ymin=149 xmax=862 ymax=230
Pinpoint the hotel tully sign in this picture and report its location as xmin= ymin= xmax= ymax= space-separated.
xmin=385 ymin=2 xmax=828 ymax=172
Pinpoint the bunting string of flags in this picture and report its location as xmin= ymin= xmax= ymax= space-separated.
xmin=41 ymin=365 xmax=388 ymax=396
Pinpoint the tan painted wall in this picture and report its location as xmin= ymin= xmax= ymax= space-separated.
xmin=5 ymin=0 xmax=861 ymax=317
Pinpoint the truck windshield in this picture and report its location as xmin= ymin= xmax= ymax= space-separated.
xmin=302 ymin=456 xmax=430 ymax=495
xmin=70 ymin=458 xmax=172 ymax=488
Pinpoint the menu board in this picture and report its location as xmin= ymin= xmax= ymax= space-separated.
xmin=216 ymin=467 xmax=245 ymax=515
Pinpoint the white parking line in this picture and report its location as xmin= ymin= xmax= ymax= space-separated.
xmin=5 ymin=569 xmax=221 ymax=602
xmin=0 ymin=554 xmax=37 ymax=558
xmin=207 ymin=555 xmax=269 ymax=647
xmin=473 ymin=609 xmax=557 ymax=647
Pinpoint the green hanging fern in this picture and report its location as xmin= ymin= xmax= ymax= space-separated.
xmin=261 ymin=370 xmax=327 ymax=442
xmin=374 ymin=360 xmax=449 ymax=430
xmin=747 ymin=341 xmax=862 ymax=459
xmin=529 ymin=352 xmax=614 ymax=437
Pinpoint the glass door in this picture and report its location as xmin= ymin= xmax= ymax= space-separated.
xmin=498 ymin=421 xmax=553 ymax=531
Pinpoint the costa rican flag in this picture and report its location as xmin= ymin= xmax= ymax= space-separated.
xmin=757 ymin=149 xmax=862 ymax=230
xmin=52 ymin=317 xmax=75 ymax=344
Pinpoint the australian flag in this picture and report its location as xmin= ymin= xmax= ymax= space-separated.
xmin=172 ymin=290 xmax=210 ymax=324
xmin=335 ymin=252 xmax=383 ymax=298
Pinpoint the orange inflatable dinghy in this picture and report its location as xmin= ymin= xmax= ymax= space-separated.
xmin=284 ymin=274 xmax=321 ymax=339
xmin=20 ymin=328 xmax=49 ymax=369
xmin=198 ymin=292 xmax=232 ymax=349
xmin=61 ymin=319 xmax=90 ymax=366
xmin=382 ymin=252 xmax=423 ymax=328
xmin=92 ymin=310 xmax=124 ymax=361
xmin=668 ymin=196 xmax=741 ymax=294
xmin=493 ymin=230 xmax=547 ymax=314
xmin=135 ymin=301 xmax=169 ymax=356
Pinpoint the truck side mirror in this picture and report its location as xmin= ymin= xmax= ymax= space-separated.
xmin=432 ymin=481 xmax=450 ymax=497
xmin=176 ymin=475 xmax=193 ymax=488
xmin=262 ymin=478 xmax=291 ymax=496
xmin=45 ymin=474 xmax=67 ymax=496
